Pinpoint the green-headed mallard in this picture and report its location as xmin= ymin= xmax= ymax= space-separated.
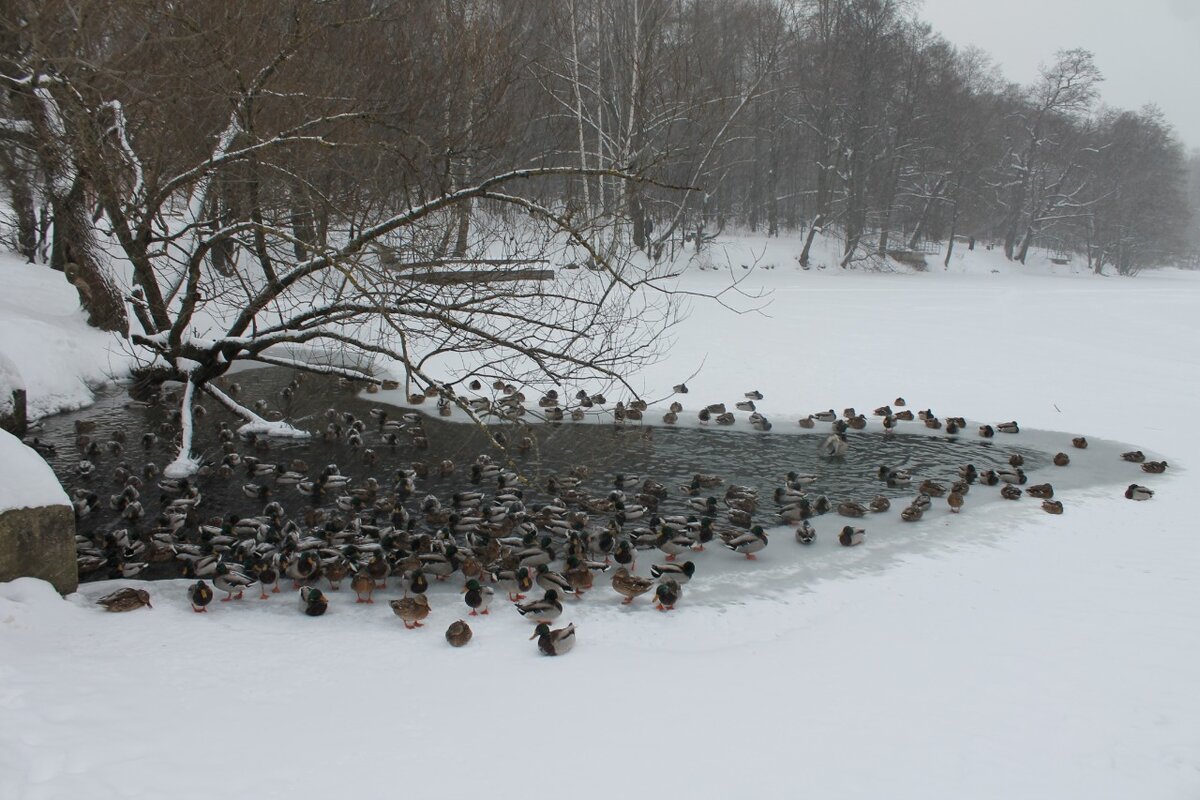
xmin=462 ymin=579 xmax=494 ymax=616
xmin=391 ymin=594 xmax=431 ymax=628
xmin=300 ymin=586 xmax=328 ymax=616
xmin=997 ymin=421 xmax=1020 ymax=434
xmin=650 ymin=560 xmax=695 ymax=584
xmin=516 ymin=589 xmax=563 ymax=622
xmin=97 ymin=587 xmax=152 ymax=612
xmin=446 ymin=619 xmax=473 ymax=647
xmin=1125 ymin=484 xmax=1154 ymax=501
xmin=532 ymin=622 xmax=576 ymax=656
xmin=188 ymin=580 xmax=213 ymax=612
xmin=838 ymin=525 xmax=865 ymax=546
xmin=654 ymin=579 xmax=682 ymax=611
xmin=495 ymin=566 xmax=533 ymax=602
xmin=215 ymin=562 xmax=258 ymax=601
xmin=721 ymin=525 xmax=768 ymax=559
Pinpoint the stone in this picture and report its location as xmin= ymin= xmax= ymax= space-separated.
xmin=0 ymin=505 xmax=77 ymax=594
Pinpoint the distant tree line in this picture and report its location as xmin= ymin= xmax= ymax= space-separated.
xmin=0 ymin=0 xmax=1194 ymax=311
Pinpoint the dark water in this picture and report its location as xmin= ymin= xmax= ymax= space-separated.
xmin=31 ymin=367 xmax=1044 ymax=583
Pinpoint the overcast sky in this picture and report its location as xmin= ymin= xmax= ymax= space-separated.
xmin=920 ymin=0 xmax=1200 ymax=151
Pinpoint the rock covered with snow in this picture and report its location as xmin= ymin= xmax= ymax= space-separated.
xmin=0 ymin=428 xmax=68 ymax=512
xmin=0 ymin=430 xmax=75 ymax=593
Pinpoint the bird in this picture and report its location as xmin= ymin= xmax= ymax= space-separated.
xmin=837 ymin=501 xmax=868 ymax=518
xmin=745 ymin=390 xmax=764 ymax=400
xmin=655 ymin=579 xmax=682 ymax=611
xmin=997 ymin=421 xmax=1020 ymax=434
xmin=531 ymin=622 xmax=577 ymax=656
xmin=1042 ymin=500 xmax=1064 ymax=515
xmin=838 ymin=526 xmax=865 ymax=546
xmin=947 ymin=491 xmax=965 ymax=513
xmin=650 ymin=560 xmax=696 ymax=585
xmin=299 ymin=586 xmax=328 ymax=616
xmin=495 ymin=567 xmax=533 ymax=601
xmin=351 ymin=571 xmax=375 ymax=603
xmin=462 ymin=579 xmax=494 ymax=615
xmin=1124 ymin=484 xmax=1154 ymax=501
xmin=1072 ymin=437 xmax=1088 ymax=449
xmin=1053 ymin=453 xmax=1070 ymax=466
xmin=611 ymin=567 xmax=655 ymax=605
xmin=721 ymin=525 xmax=768 ymax=559
xmin=445 ymin=620 xmax=473 ymax=647
xmin=1121 ymin=450 xmax=1146 ymax=463
xmin=97 ymin=587 xmax=152 ymax=612
xmin=391 ymin=594 xmax=431 ymax=628
xmin=1000 ymin=484 xmax=1023 ymax=500
xmin=188 ymin=580 xmax=213 ymax=612
xmin=795 ymin=521 xmax=816 ymax=544
xmin=1141 ymin=461 xmax=1168 ymax=474
xmin=214 ymin=563 xmax=257 ymax=601
xmin=819 ymin=433 xmax=848 ymax=458
xmin=1026 ymin=483 xmax=1054 ymax=499
xmin=516 ymin=589 xmax=563 ymax=623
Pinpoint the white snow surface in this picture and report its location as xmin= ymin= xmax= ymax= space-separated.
xmin=0 ymin=428 xmax=70 ymax=512
xmin=2 ymin=234 xmax=1199 ymax=798
xmin=0 ymin=253 xmax=132 ymax=419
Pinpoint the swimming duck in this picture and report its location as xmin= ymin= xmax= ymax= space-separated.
xmin=1141 ymin=461 xmax=1168 ymax=474
xmin=462 ymin=579 xmax=494 ymax=615
xmin=391 ymin=594 xmax=431 ymax=628
xmin=947 ymin=491 xmax=965 ymax=513
xmin=1042 ymin=500 xmax=1064 ymax=515
xmin=611 ymin=567 xmax=655 ymax=605
xmin=1124 ymin=484 xmax=1154 ymax=501
xmin=650 ymin=560 xmax=696 ymax=584
xmin=1121 ymin=450 xmax=1145 ymax=463
xmin=516 ymin=589 xmax=563 ymax=623
xmin=351 ymin=571 xmax=375 ymax=603
xmin=1026 ymin=483 xmax=1054 ymax=499
xmin=795 ymin=520 xmax=816 ymax=544
xmin=97 ymin=587 xmax=153 ymax=612
xmin=820 ymin=433 xmax=848 ymax=458
xmin=655 ymin=580 xmax=682 ymax=612
xmin=532 ymin=622 xmax=577 ymax=656
xmin=838 ymin=525 xmax=865 ymax=547
xmin=445 ymin=620 xmax=473 ymax=647
xmin=300 ymin=586 xmax=328 ymax=616
xmin=188 ymin=580 xmax=213 ymax=612
xmin=798 ymin=415 xmax=816 ymax=429
xmin=1072 ymin=437 xmax=1088 ymax=449
xmin=722 ymin=525 xmax=768 ymax=559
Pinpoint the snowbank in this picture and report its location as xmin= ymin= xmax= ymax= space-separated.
xmin=0 ymin=428 xmax=68 ymax=512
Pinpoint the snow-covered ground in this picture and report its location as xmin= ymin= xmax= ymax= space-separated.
xmin=2 ymin=234 xmax=1199 ymax=799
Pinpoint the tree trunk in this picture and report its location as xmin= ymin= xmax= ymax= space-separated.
xmin=55 ymin=179 xmax=128 ymax=333
xmin=0 ymin=146 xmax=37 ymax=261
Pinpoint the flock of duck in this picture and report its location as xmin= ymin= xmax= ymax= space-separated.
xmin=65 ymin=379 xmax=1166 ymax=656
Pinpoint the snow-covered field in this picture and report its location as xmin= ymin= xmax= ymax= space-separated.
xmin=3 ymin=236 xmax=1199 ymax=799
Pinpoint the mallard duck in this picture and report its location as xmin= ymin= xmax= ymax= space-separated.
xmin=736 ymin=400 xmax=757 ymax=412
xmin=663 ymin=411 xmax=678 ymax=425
xmin=837 ymin=501 xmax=868 ymax=518
xmin=1000 ymin=484 xmax=1023 ymax=500
xmin=1125 ymin=484 xmax=1154 ymax=501
xmin=188 ymin=580 xmax=213 ymax=612
xmin=924 ymin=416 xmax=942 ymax=430
xmin=492 ymin=566 xmax=530 ymax=601
xmin=535 ymin=564 xmax=574 ymax=596
xmin=1009 ymin=453 xmax=1025 ymax=468
xmin=795 ymin=520 xmax=816 ymax=544
xmin=978 ymin=469 xmax=1000 ymax=486
xmin=1141 ymin=461 xmax=1168 ymax=474
xmin=813 ymin=409 xmax=837 ymax=422
xmin=820 ymin=433 xmax=848 ymax=458
xmin=1026 ymin=483 xmax=1054 ymax=499
xmin=516 ymin=589 xmax=563 ymax=622
xmin=611 ymin=567 xmax=654 ymax=605
xmin=918 ymin=479 xmax=946 ymax=497
xmin=838 ymin=526 xmax=865 ymax=546
xmin=798 ymin=415 xmax=816 ymax=428
xmin=391 ymin=594 xmax=431 ymax=628
xmin=722 ymin=525 xmax=768 ymax=559
xmin=946 ymin=489 xmax=965 ymax=513
xmin=445 ymin=620 xmax=473 ymax=647
xmin=997 ymin=421 xmax=1020 ymax=434
xmin=1042 ymin=500 xmax=1064 ymax=515
xmin=650 ymin=560 xmax=696 ymax=584
xmin=284 ymin=551 xmax=321 ymax=588
xmin=323 ymin=557 xmax=351 ymax=590
xmin=873 ymin=405 xmax=892 ymax=417
xmin=749 ymin=413 xmax=772 ymax=431
xmin=351 ymin=571 xmax=375 ymax=604
xmin=401 ymin=568 xmax=430 ymax=598
xmin=978 ymin=425 xmax=994 ymax=438
xmin=654 ymin=527 xmax=695 ymax=561
xmin=215 ymin=563 xmax=258 ymax=601
xmin=847 ymin=414 xmax=867 ymax=430
xmin=997 ymin=467 xmax=1026 ymax=485
xmin=1121 ymin=450 xmax=1145 ymax=463
xmin=97 ymin=587 xmax=152 ymax=612
xmin=532 ymin=622 xmax=577 ymax=656
xmin=462 ymin=579 xmax=494 ymax=616
xmin=745 ymin=390 xmax=764 ymax=400
xmin=705 ymin=403 xmax=727 ymax=415
xmin=613 ymin=540 xmax=636 ymax=571
xmin=869 ymin=495 xmax=891 ymax=513
xmin=900 ymin=504 xmax=923 ymax=522
xmin=1072 ymin=437 xmax=1088 ymax=449
xmin=655 ymin=579 xmax=682 ymax=611
xmin=715 ymin=411 xmax=736 ymax=425
xmin=300 ymin=586 xmax=328 ymax=616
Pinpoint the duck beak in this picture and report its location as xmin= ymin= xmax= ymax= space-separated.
xmin=528 ymin=631 xmax=538 ymax=640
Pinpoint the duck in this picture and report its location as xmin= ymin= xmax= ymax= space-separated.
xmin=351 ymin=571 xmax=375 ymax=603
xmin=795 ymin=520 xmax=816 ymax=544
xmin=445 ymin=620 xmax=473 ymax=647
xmin=215 ymin=563 xmax=258 ymax=601
xmin=1009 ymin=453 xmax=1025 ymax=468
xmin=819 ymin=433 xmax=848 ymax=458
xmin=662 ymin=411 xmax=678 ymax=425
xmin=838 ymin=525 xmax=865 ymax=546
xmin=535 ymin=564 xmax=575 ymax=596
xmin=323 ymin=557 xmax=351 ymax=591
xmin=654 ymin=527 xmax=695 ymax=561
xmin=749 ymin=413 xmax=772 ymax=431
xmin=1124 ymin=484 xmax=1154 ymax=501
xmin=1041 ymin=500 xmax=1064 ymax=515
xmin=997 ymin=467 xmax=1026 ymax=485
xmin=837 ymin=501 xmax=868 ymax=518
xmin=188 ymin=580 xmax=213 ymax=612
xmin=462 ymin=579 xmax=494 ymax=616
xmin=715 ymin=411 xmax=736 ymax=425
xmin=1121 ymin=450 xmax=1146 ymax=463
xmin=918 ymin=479 xmax=946 ymax=497
xmin=650 ymin=560 xmax=696 ymax=584
xmin=869 ymin=495 xmax=891 ymax=513
xmin=899 ymin=504 xmax=924 ymax=522
xmin=978 ymin=425 xmax=994 ymax=438
xmin=873 ymin=405 xmax=892 ymax=417
xmin=722 ymin=525 xmax=768 ymax=559
xmin=1141 ymin=461 xmax=1168 ymax=474
xmin=798 ymin=415 xmax=816 ymax=429
xmin=532 ymin=622 xmax=577 ymax=656
xmin=655 ymin=580 xmax=682 ymax=611
xmin=997 ymin=421 xmax=1020 ymax=434
xmin=947 ymin=490 xmax=965 ymax=513
xmin=96 ymin=587 xmax=153 ymax=612
xmin=516 ymin=589 xmax=563 ymax=622
xmin=1072 ymin=437 xmax=1088 ymax=449
xmin=402 ymin=568 xmax=430 ymax=597
xmin=391 ymin=594 xmax=431 ymax=628
xmin=736 ymin=400 xmax=756 ymax=412
xmin=847 ymin=414 xmax=867 ymax=430
xmin=813 ymin=409 xmax=837 ymax=422
xmin=1026 ymin=483 xmax=1054 ymax=499
xmin=611 ymin=567 xmax=655 ymax=605
xmin=286 ymin=582 xmax=326 ymax=616
xmin=1000 ymin=484 xmax=1023 ymax=501
xmin=284 ymin=551 xmax=321 ymax=588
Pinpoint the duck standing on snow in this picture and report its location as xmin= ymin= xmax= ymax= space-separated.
xmin=391 ymin=594 xmax=431 ymax=628
xmin=722 ymin=525 xmax=768 ymax=559
xmin=1124 ymin=484 xmax=1154 ymax=501
xmin=795 ymin=521 xmax=816 ymax=544
xmin=516 ymin=589 xmax=563 ymax=623
xmin=462 ymin=579 xmax=494 ymax=616
xmin=445 ymin=620 xmax=473 ymax=647
xmin=650 ymin=560 xmax=696 ymax=584
xmin=838 ymin=526 xmax=865 ymax=547
xmin=531 ymin=622 xmax=577 ymax=656
xmin=188 ymin=580 xmax=213 ymax=612
xmin=97 ymin=588 xmax=152 ymax=612
xmin=300 ymin=586 xmax=328 ymax=617
xmin=655 ymin=580 xmax=682 ymax=611
xmin=611 ymin=567 xmax=655 ymax=605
